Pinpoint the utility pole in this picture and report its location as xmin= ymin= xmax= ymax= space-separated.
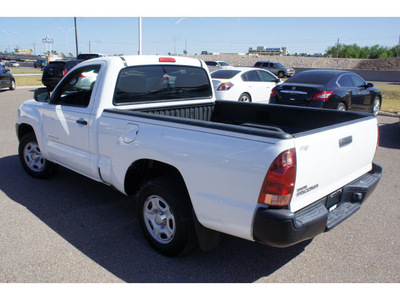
xmin=138 ymin=17 xmax=142 ymax=55
xmin=74 ymin=17 xmax=79 ymax=57
xmin=397 ymin=35 xmax=400 ymax=57
xmin=336 ymin=38 xmax=340 ymax=58
xmin=89 ymin=41 xmax=91 ymax=53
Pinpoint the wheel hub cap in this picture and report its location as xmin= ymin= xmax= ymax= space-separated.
xmin=143 ymin=195 xmax=176 ymax=244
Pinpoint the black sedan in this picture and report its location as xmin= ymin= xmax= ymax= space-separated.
xmin=0 ymin=64 xmax=15 ymax=91
xmin=270 ymin=70 xmax=382 ymax=116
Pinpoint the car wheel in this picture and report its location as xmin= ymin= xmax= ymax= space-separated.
xmin=238 ymin=93 xmax=251 ymax=102
xmin=9 ymin=79 xmax=15 ymax=90
xmin=138 ymin=177 xmax=196 ymax=256
xmin=337 ymin=102 xmax=347 ymax=111
xmin=278 ymin=71 xmax=285 ymax=78
xmin=372 ymin=97 xmax=381 ymax=116
xmin=18 ymin=132 xmax=58 ymax=179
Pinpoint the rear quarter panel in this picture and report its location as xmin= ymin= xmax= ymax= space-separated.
xmin=97 ymin=112 xmax=295 ymax=241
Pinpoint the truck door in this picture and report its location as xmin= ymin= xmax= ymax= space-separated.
xmin=41 ymin=64 xmax=102 ymax=178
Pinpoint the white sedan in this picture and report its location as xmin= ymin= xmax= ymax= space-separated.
xmin=211 ymin=67 xmax=281 ymax=103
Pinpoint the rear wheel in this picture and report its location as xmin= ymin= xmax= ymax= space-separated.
xmin=238 ymin=93 xmax=251 ymax=102
xmin=278 ymin=71 xmax=285 ymax=78
xmin=18 ymin=133 xmax=58 ymax=179
xmin=137 ymin=177 xmax=196 ymax=256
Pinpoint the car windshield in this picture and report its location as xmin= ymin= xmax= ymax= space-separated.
xmin=211 ymin=70 xmax=241 ymax=79
xmin=219 ymin=62 xmax=230 ymax=66
xmin=285 ymin=72 xmax=335 ymax=85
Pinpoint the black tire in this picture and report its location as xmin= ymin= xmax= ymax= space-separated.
xmin=137 ymin=176 xmax=196 ymax=256
xmin=18 ymin=132 xmax=58 ymax=179
xmin=337 ymin=102 xmax=347 ymax=111
xmin=278 ymin=71 xmax=285 ymax=78
xmin=372 ymin=96 xmax=381 ymax=116
xmin=238 ymin=92 xmax=251 ymax=102
xmin=9 ymin=79 xmax=15 ymax=90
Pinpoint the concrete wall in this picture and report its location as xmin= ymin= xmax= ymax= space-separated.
xmin=294 ymin=68 xmax=400 ymax=83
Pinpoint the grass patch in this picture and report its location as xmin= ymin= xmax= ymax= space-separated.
xmin=376 ymin=85 xmax=400 ymax=113
xmin=9 ymin=67 xmax=43 ymax=75
xmin=15 ymin=76 xmax=43 ymax=87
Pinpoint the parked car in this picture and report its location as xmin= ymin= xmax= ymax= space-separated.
xmin=77 ymin=53 xmax=106 ymax=60
xmin=5 ymin=61 xmax=20 ymax=67
xmin=0 ymin=64 xmax=16 ymax=91
xmin=205 ymin=61 xmax=232 ymax=72
xmin=34 ymin=59 xmax=47 ymax=69
xmin=42 ymin=60 xmax=83 ymax=91
xmin=211 ymin=67 xmax=280 ymax=103
xmin=254 ymin=61 xmax=295 ymax=78
xmin=270 ymin=70 xmax=382 ymax=116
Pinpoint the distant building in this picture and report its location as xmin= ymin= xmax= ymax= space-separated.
xmin=248 ymin=46 xmax=289 ymax=56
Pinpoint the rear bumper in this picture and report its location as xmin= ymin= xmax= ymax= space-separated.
xmin=253 ymin=163 xmax=382 ymax=247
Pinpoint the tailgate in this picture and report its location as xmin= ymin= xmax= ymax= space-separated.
xmin=290 ymin=116 xmax=378 ymax=212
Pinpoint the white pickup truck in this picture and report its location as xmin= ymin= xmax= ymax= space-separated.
xmin=16 ymin=56 xmax=382 ymax=256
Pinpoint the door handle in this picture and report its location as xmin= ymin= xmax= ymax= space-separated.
xmin=76 ymin=119 xmax=88 ymax=125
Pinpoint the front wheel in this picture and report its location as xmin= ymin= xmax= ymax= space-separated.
xmin=9 ymin=79 xmax=15 ymax=90
xmin=278 ymin=71 xmax=285 ymax=78
xmin=18 ymin=133 xmax=58 ymax=179
xmin=137 ymin=177 xmax=196 ymax=256
xmin=372 ymin=97 xmax=381 ymax=116
xmin=337 ymin=102 xmax=347 ymax=111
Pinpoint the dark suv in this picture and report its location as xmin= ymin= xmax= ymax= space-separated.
xmin=77 ymin=53 xmax=106 ymax=60
xmin=254 ymin=61 xmax=295 ymax=78
xmin=42 ymin=60 xmax=83 ymax=91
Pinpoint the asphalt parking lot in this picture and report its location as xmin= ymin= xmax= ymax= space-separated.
xmin=0 ymin=87 xmax=399 ymax=283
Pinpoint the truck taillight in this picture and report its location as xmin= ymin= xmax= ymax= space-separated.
xmin=312 ymin=91 xmax=333 ymax=101
xmin=270 ymin=89 xmax=276 ymax=97
xmin=258 ymin=148 xmax=296 ymax=207
xmin=374 ymin=124 xmax=380 ymax=159
xmin=62 ymin=69 xmax=68 ymax=76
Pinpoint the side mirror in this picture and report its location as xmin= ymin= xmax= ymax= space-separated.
xmin=34 ymin=87 xmax=50 ymax=102
xmin=367 ymin=82 xmax=374 ymax=88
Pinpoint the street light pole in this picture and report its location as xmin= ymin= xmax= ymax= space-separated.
xmin=57 ymin=26 xmax=74 ymax=57
xmin=2 ymin=30 xmax=14 ymax=53
xmin=172 ymin=18 xmax=186 ymax=55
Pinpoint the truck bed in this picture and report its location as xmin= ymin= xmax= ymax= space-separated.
xmin=106 ymin=100 xmax=372 ymax=139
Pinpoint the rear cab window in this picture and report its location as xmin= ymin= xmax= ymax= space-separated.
xmin=113 ymin=65 xmax=212 ymax=105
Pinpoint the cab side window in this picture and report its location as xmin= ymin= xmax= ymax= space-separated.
xmin=50 ymin=65 xmax=101 ymax=107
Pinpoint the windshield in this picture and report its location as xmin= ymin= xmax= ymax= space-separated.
xmin=219 ymin=62 xmax=230 ymax=66
xmin=211 ymin=70 xmax=241 ymax=79
xmin=114 ymin=65 xmax=212 ymax=104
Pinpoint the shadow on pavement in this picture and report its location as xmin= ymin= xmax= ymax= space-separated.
xmin=378 ymin=120 xmax=400 ymax=150
xmin=0 ymin=155 xmax=310 ymax=283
